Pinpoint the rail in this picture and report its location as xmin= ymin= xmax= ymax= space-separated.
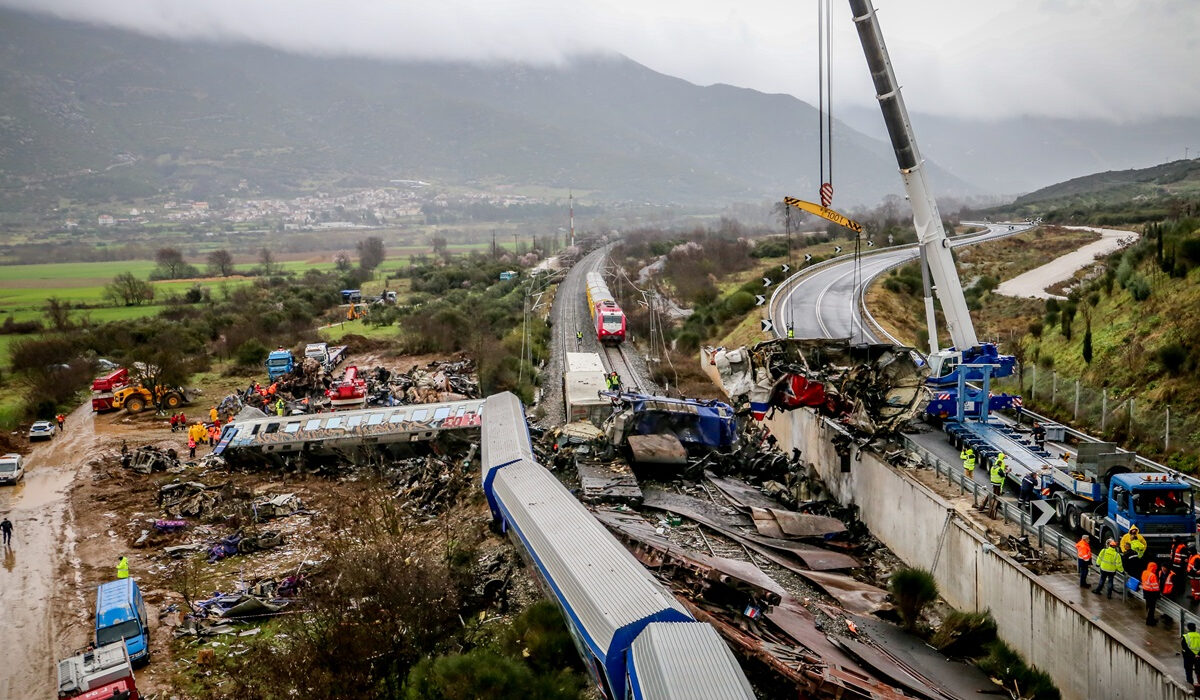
xmin=902 ymin=433 xmax=1200 ymax=636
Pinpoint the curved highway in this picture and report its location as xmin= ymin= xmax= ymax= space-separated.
xmin=771 ymin=222 xmax=1034 ymax=344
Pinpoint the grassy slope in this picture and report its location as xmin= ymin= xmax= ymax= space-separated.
xmin=866 ymin=227 xmax=1100 ymax=347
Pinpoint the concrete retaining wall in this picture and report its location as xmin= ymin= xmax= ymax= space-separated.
xmin=763 ymin=406 xmax=1189 ymax=700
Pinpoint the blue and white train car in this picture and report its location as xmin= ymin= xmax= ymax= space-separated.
xmin=481 ymin=392 xmax=754 ymax=699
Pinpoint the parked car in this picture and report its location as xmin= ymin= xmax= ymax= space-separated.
xmin=0 ymin=453 xmax=23 ymax=485
xmin=28 ymin=420 xmax=56 ymax=441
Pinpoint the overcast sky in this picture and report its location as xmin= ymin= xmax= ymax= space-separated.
xmin=6 ymin=0 xmax=1197 ymax=122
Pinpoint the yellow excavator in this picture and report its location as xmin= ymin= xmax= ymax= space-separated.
xmin=112 ymin=384 xmax=190 ymax=413
xmin=346 ymin=303 xmax=370 ymax=321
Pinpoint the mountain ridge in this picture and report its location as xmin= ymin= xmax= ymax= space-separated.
xmin=0 ymin=7 xmax=975 ymax=211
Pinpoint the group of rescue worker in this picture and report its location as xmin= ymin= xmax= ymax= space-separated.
xmin=959 ymin=445 xmax=1008 ymax=518
xmin=604 ymin=372 xmax=622 ymax=392
xmin=1076 ymin=526 xmax=1200 ymax=626
xmin=176 ymin=405 xmax=228 ymax=458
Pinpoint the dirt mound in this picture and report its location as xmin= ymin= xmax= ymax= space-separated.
xmin=338 ymin=333 xmax=397 ymax=354
xmin=0 ymin=431 xmax=26 ymax=454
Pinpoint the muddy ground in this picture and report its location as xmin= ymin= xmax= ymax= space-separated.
xmin=1 ymin=350 xmax=511 ymax=698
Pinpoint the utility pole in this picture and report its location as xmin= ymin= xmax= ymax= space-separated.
xmin=569 ymin=190 xmax=575 ymax=248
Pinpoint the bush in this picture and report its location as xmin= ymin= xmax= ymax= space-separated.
xmin=405 ymin=649 xmax=581 ymax=700
xmin=1127 ymin=274 xmax=1151 ymax=301
xmin=1027 ymin=321 xmax=1044 ymax=339
xmin=977 ymin=640 xmax=1061 ymax=700
xmin=1158 ymin=341 xmax=1187 ymax=375
xmin=235 ymin=338 xmax=269 ymax=367
xmin=930 ymin=611 xmax=997 ymax=658
xmin=889 ymin=567 xmax=938 ymax=631
xmin=724 ymin=291 xmax=757 ymax=317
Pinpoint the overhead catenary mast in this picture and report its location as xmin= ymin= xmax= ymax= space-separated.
xmin=569 ymin=190 xmax=575 ymax=248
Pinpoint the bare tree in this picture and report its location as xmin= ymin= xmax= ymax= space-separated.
xmin=153 ymin=248 xmax=198 ymax=279
xmin=43 ymin=297 xmax=72 ymax=331
xmin=206 ymin=249 xmax=235 ymax=277
xmin=334 ymin=252 xmax=352 ymax=272
xmin=104 ymin=272 xmax=155 ymax=306
xmin=357 ymin=236 xmax=386 ymax=270
xmin=256 ymin=247 xmax=278 ymax=276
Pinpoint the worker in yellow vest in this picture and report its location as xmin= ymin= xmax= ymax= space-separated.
xmin=116 ymin=556 xmax=129 ymax=579
xmin=1182 ymin=622 xmax=1200 ymax=685
xmin=960 ymin=446 xmax=976 ymax=477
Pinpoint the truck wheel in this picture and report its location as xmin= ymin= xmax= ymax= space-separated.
xmin=1055 ymin=496 xmax=1068 ymax=520
xmin=163 ymin=392 xmax=183 ymax=409
xmin=1066 ymin=505 xmax=1081 ymax=533
xmin=125 ymin=396 xmax=146 ymax=413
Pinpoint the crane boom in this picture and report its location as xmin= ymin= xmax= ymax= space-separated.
xmin=848 ymin=0 xmax=978 ymax=351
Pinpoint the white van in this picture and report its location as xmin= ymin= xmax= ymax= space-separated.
xmin=0 ymin=453 xmax=24 ymax=485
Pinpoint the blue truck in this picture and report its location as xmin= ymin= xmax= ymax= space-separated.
xmin=265 ymin=348 xmax=295 ymax=381
xmin=95 ymin=578 xmax=150 ymax=666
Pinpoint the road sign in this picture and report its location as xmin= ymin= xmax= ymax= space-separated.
xmin=782 ymin=196 xmax=864 ymax=234
xmin=834 ymin=246 xmax=842 ymax=254
xmin=1032 ymin=500 xmax=1055 ymax=529
xmin=820 ymin=182 xmax=833 ymax=208
xmin=804 ymin=254 xmax=812 ymax=262
xmin=755 ymin=295 xmax=766 ymax=306
xmin=781 ymin=264 xmax=790 ymax=272
xmin=761 ymin=319 xmax=773 ymax=333
xmin=762 ymin=277 xmax=772 ymax=287
xmin=867 ymin=240 xmax=875 ymax=247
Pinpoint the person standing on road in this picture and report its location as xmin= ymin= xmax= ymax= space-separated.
xmin=576 ymin=330 xmax=583 ymax=346
xmin=986 ymin=456 xmax=1007 ymax=518
xmin=1182 ymin=622 xmax=1200 ymax=686
xmin=1120 ymin=525 xmax=1146 ymax=554
xmin=1092 ymin=539 xmax=1123 ymax=598
xmin=187 ymin=434 xmax=197 ymax=459
xmin=55 ymin=413 xmax=66 ymax=431
xmin=116 ymin=556 xmax=129 ymax=580
xmin=1019 ymin=471 xmax=1036 ymax=510
xmin=1 ymin=517 xmax=12 ymax=546
xmin=1142 ymin=562 xmax=1162 ymax=626
xmin=1187 ymin=547 xmax=1200 ymax=603
xmin=1075 ymin=534 xmax=1092 ymax=587
xmin=960 ymin=446 xmax=975 ymax=478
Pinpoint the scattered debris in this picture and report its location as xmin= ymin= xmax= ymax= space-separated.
xmin=706 ymin=339 xmax=929 ymax=436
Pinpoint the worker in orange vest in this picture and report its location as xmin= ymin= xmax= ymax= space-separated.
xmin=1075 ymin=535 xmax=1092 ymax=588
xmin=1142 ymin=562 xmax=1162 ymax=626
xmin=1186 ymin=547 xmax=1200 ymax=602
xmin=1171 ymin=537 xmax=1189 ymax=577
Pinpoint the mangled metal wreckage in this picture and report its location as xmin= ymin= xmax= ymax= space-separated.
xmin=710 ymin=338 xmax=928 ymax=436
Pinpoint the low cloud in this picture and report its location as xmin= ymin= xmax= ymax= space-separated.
xmin=5 ymin=0 xmax=1196 ymax=121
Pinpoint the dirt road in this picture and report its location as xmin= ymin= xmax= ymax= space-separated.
xmin=996 ymin=225 xmax=1137 ymax=300
xmin=0 ymin=405 xmax=99 ymax=698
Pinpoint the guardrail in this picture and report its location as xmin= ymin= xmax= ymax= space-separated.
xmin=902 ymin=432 xmax=1200 ymax=636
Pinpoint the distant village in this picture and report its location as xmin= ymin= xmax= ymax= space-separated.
xmin=65 ymin=181 xmax=552 ymax=232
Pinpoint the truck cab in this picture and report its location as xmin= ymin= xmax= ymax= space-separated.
xmin=1107 ymin=473 xmax=1196 ymax=547
xmin=265 ymin=349 xmax=295 ymax=381
xmin=95 ymin=578 xmax=150 ymax=666
xmin=304 ymin=343 xmax=330 ymax=364
xmin=57 ymin=642 xmax=139 ymax=699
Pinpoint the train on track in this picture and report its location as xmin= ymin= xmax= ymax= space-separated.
xmin=585 ymin=271 xmax=627 ymax=345
xmin=481 ymin=392 xmax=755 ymax=699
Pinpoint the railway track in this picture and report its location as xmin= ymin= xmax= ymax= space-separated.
xmin=601 ymin=343 xmax=645 ymax=393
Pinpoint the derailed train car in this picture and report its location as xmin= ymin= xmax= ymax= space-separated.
xmin=481 ymin=392 xmax=755 ymax=699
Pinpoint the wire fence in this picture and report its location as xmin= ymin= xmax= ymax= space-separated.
xmin=992 ymin=368 xmax=1199 ymax=467
xmin=902 ymin=433 xmax=1200 ymax=637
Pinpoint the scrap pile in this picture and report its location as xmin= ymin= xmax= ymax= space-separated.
xmin=175 ymin=575 xmax=308 ymax=638
xmin=708 ymin=338 xmax=929 ymax=436
xmin=239 ymin=358 xmax=480 ymax=414
xmin=158 ymin=481 xmax=246 ymax=520
xmin=123 ymin=444 xmax=181 ymax=474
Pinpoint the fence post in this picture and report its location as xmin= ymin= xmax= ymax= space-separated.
xmin=1074 ymin=379 xmax=1080 ymax=421
xmin=1102 ymin=389 xmax=1107 ymax=432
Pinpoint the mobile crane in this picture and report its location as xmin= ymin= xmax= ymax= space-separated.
xmin=848 ymin=0 xmax=1015 ymax=408
xmin=851 ymin=0 xmax=1195 ymax=550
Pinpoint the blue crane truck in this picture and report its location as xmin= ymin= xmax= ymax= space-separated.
xmin=265 ymin=348 xmax=295 ymax=381
xmin=1049 ymin=443 xmax=1195 ymax=552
